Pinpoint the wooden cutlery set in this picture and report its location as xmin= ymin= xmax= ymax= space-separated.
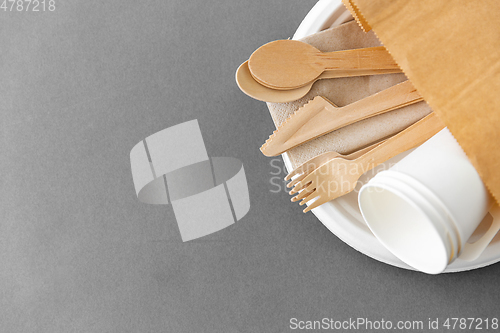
xmin=236 ymin=39 xmax=444 ymax=212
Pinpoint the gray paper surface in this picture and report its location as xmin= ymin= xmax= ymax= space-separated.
xmin=2 ymin=0 xmax=499 ymax=332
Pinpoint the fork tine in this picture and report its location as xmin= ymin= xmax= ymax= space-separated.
xmin=290 ymin=169 xmax=317 ymax=193
xmin=289 ymin=179 xmax=311 ymax=194
xmin=291 ymin=184 xmax=315 ymax=201
xmin=286 ymin=173 xmax=307 ymax=188
xmin=291 ymin=166 xmax=321 ymax=194
xmin=299 ymin=191 xmax=319 ymax=206
xmin=284 ymin=169 xmax=300 ymax=181
xmin=285 ymin=161 xmax=320 ymax=181
xmin=303 ymin=186 xmax=352 ymax=212
xmin=303 ymin=196 xmax=329 ymax=213
xmin=291 ymin=188 xmax=315 ymax=202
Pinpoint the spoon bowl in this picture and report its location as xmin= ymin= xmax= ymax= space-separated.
xmin=249 ymin=40 xmax=324 ymax=90
xmin=236 ymin=61 xmax=318 ymax=103
xmin=248 ymin=40 xmax=399 ymax=90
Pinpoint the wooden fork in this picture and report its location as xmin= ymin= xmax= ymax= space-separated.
xmin=288 ymin=113 xmax=445 ymax=212
xmin=285 ymin=140 xmax=385 ymax=189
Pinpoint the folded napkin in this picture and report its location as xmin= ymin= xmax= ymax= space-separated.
xmin=266 ymin=21 xmax=432 ymax=168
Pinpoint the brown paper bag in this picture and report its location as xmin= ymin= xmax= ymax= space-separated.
xmin=348 ymin=0 xmax=500 ymax=204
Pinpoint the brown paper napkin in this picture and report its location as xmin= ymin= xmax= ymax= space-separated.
xmin=266 ymin=21 xmax=432 ymax=168
xmin=348 ymin=0 xmax=500 ymax=204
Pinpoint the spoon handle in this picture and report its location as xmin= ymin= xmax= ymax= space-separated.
xmin=318 ymin=46 xmax=400 ymax=71
xmin=320 ymin=67 xmax=402 ymax=79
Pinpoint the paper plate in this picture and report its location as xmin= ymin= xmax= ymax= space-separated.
xmin=282 ymin=0 xmax=500 ymax=273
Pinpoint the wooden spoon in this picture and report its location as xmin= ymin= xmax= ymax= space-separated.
xmin=248 ymin=40 xmax=400 ymax=90
xmin=236 ymin=61 xmax=332 ymax=103
xmin=235 ymin=60 xmax=401 ymax=103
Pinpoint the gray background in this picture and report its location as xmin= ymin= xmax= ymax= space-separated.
xmin=2 ymin=0 xmax=499 ymax=332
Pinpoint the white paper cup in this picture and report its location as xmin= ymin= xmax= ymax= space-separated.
xmin=358 ymin=128 xmax=499 ymax=274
